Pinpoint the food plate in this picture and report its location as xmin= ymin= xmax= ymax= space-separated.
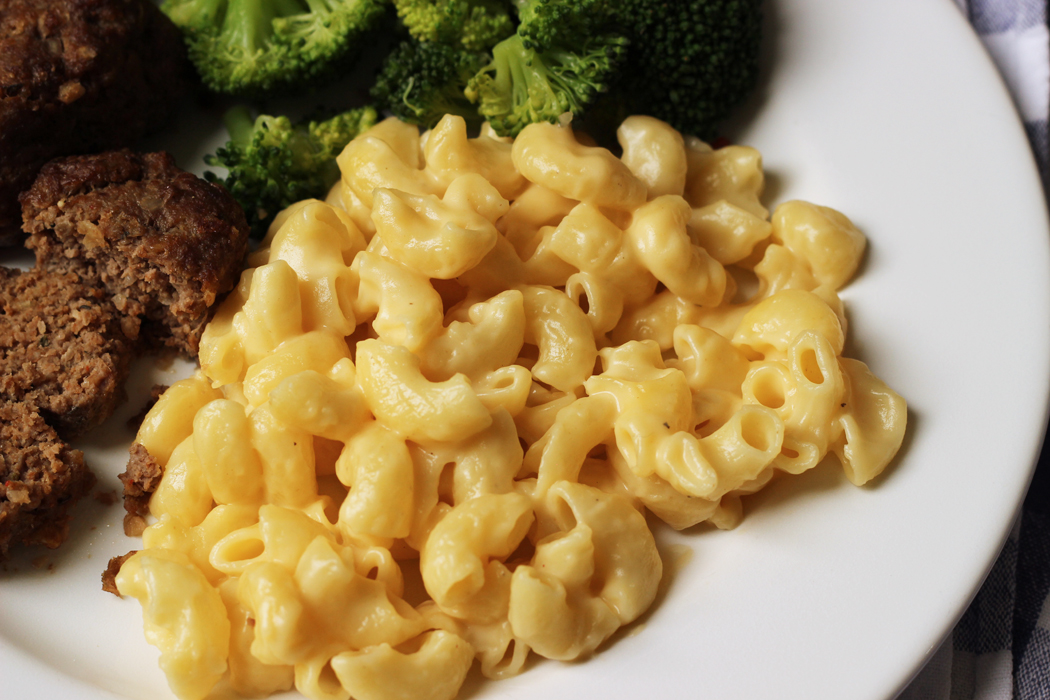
xmin=2 ymin=0 xmax=1048 ymax=698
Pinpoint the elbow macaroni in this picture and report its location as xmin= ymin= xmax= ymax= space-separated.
xmin=118 ymin=114 xmax=907 ymax=700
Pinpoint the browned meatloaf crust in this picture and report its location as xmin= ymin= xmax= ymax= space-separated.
xmin=0 ymin=151 xmax=247 ymax=558
xmin=101 ymin=549 xmax=135 ymax=594
xmin=117 ymin=442 xmax=161 ymax=536
xmin=0 ymin=401 xmax=95 ymax=559
xmin=22 ymin=150 xmax=250 ymax=355
xmin=0 ymin=265 xmax=134 ymax=440
xmin=0 ymin=0 xmax=191 ymax=247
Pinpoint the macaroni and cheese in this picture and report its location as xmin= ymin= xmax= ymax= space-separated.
xmin=116 ymin=114 xmax=907 ymax=700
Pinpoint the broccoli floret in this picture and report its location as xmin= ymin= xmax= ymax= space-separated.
xmin=160 ymin=0 xmax=387 ymax=96
xmin=204 ymin=105 xmax=378 ymax=237
xmin=371 ymin=40 xmax=488 ymax=128
xmin=495 ymin=0 xmax=763 ymax=140
xmin=613 ymin=0 xmax=764 ymax=141
xmin=465 ymin=33 xmax=626 ymax=137
xmin=392 ymin=0 xmax=516 ymax=51
xmin=513 ymin=0 xmax=617 ymax=51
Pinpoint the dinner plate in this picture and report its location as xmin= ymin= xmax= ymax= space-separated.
xmin=2 ymin=0 xmax=1048 ymax=698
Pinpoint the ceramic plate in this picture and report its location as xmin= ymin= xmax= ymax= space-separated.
xmin=2 ymin=0 xmax=1048 ymax=698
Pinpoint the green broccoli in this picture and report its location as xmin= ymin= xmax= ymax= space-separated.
xmin=392 ymin=0 xmax=516 ymax=51
xmin=613 ymin=0 xmax=764 ymax=141
xmin=160 ymin=0 xmax=387 ymax=97
xmin=465 ymin=32 xmax=627 ymax=137
xmin=513 ymin=0 xmax=617 ymax=51
xmin=474 ymin=0 xmax=762 ymax=141
xmin=371 ymin=40 xmax=488 ymax=128
xmin=204 ymin=105 xmax=378 ymax=238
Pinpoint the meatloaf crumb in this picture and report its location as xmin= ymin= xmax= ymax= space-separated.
xmin=0 ymin=265 xmax=134 ymax=439
xmin=101 ymin=549 xmax=135 ymax=595
xmin=21 ymin=150 xmax=250 ymax=355
xmin=0 ymin=0 xmax=191 ymax=246
xmin=117 ymin=442 xmax=162 ymax=536
xmin=0 ymin=401 xmax=95 ymax=559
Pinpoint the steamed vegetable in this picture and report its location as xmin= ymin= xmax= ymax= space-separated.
xmin=371 ymin=40 xmax=489 ymax=128
xmin=160 ymin=0 xmax=387 ymax=96
xmin=391 ymin=0 xmax=516 ymax=51
xmin=472 ymin=0 xmax=764 ymax=139
xmin=465 ymin=32 xmax=627 ymax=137
xmin=204 ymin=105 xmax=378 ymax=237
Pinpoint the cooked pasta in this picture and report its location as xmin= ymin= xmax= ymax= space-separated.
xmin=116 ymin=113 xmax=907 ymax=700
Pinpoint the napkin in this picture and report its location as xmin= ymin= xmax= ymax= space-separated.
xmin=900 ymin=2 xmax=1050 ymax=698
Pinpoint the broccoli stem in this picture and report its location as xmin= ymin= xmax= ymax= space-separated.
xmin=223 ymin=105 xmax=257 ymax=150
xmin=484 ymin=36 xmax=519 ymax=115
xmin=275 ymin=0 xmax=309 ymax=14
xmin=488 ymin=36 xmax=577 ymax=118
xmin=162 ymin=0 xmax=228 ymax=30
xmin=222 ymin=0 xmax=305 ymax=53
xmin=302 ymin=0 xmax=338 ymax=14
xmin=222 ymin=0 xmax=274 ymax=53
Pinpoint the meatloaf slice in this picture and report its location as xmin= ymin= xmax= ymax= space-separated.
xmin=0 ymin=0 xmax=191 ymax=246
xmin=0 ymin=401 xmax=95 ymax=559
xmin=21 ymin=150 xmax=250 ymax=355
xmin=0 ymin=265 xmax=134 ymax=439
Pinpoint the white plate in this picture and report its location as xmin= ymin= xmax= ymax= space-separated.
xmin=2 ymin=0 xmax=1048 ymax=698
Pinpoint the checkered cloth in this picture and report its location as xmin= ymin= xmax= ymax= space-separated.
xmin=899 ymin=2 xmax=1050 ymax=698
